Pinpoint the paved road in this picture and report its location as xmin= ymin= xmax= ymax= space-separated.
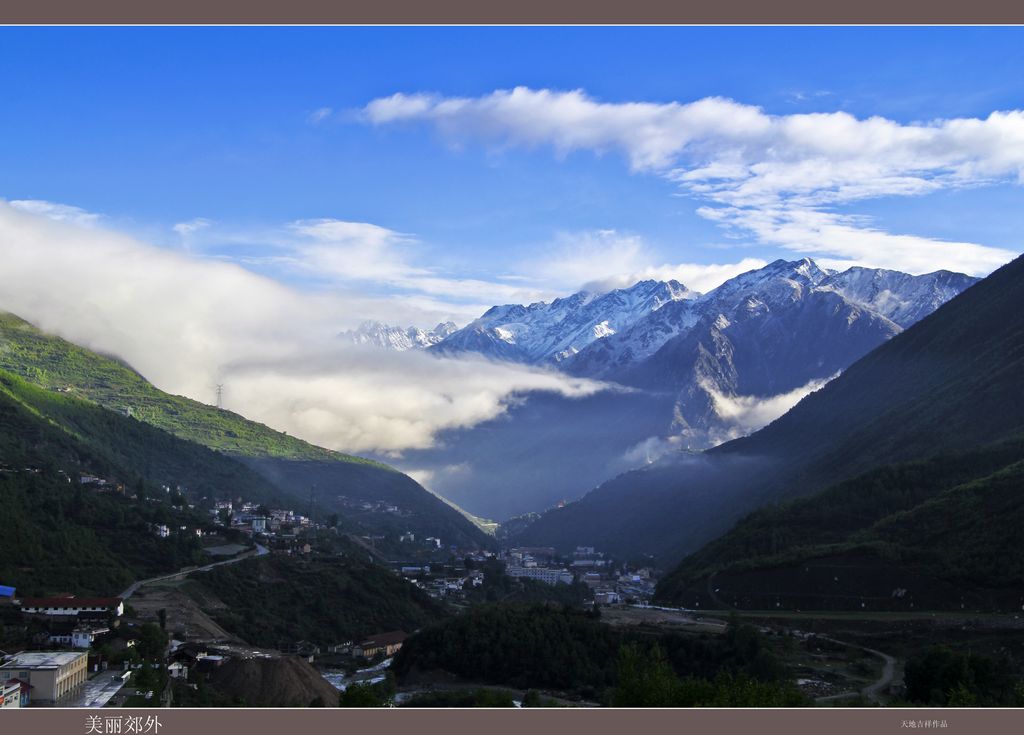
xmin=64 ymin=670 xmax=131 ymax=708
xmin=120 ymin=543 xmax=268 ymax=600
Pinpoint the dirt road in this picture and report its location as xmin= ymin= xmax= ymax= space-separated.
xmin=120 ymin=543 xmax=268 ymax=600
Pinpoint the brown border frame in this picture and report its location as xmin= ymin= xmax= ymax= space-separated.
xmin=1 ymin=0 xmax=1024 ymax=24
xmin=2 ymin=6 xmax=1024 ymax=735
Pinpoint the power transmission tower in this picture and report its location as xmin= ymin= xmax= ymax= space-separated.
xmin=215 ymin=384 xmax=224 ymax=409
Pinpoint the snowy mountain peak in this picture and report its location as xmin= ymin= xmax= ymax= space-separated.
xmin=432 ymin=277 xmax=696 ymax=363
xmin=339 ymin=320 xmax=458 ymax=351
xmin=423 ymin=259 xmax=975 ymax=377
xmin=819 ymin=267 xmax=979 ymax=328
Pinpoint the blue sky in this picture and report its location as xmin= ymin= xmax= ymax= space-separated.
xmin=2 ymin=26 xmax=1024 ymax=322
xmin=2 ymin=26 xmax=1024 ymax=458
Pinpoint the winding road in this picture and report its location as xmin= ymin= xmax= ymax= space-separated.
xmin=120 ymin=543 xmax=268 ymax=600
xmin=813 ymin=634 xmax=896 ymax=705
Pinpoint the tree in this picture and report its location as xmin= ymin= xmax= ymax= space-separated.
xmin=339 ymin=682 xmax=389 ymax=707
xmin=609 ymin=643 xmax=681 ymax=707
xmin=137 ymin=623 xmax=168 ymax=661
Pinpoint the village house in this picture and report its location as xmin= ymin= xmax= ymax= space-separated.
xmin=1 ymin=678 xmax=25 ymax=708
xmin=353 ymin=631 xmax=408 ymax=659
xmin=47 ymin=623 xmax=110 ymax=649
xmin=594 ymin=590 xmax=622 ymax=606
xmin=167 ymin=662 xmax=188 ymax=680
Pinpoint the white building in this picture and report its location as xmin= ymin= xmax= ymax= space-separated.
xmin=505 ymin=566 xmax=574 ymax=586
xmin=49 ymin=625 xmax=109 ymax=648
xmin=1 ymin=679 xmax=23 ymax=708
xmin=18 ymin=596 xmax=124 ymax=618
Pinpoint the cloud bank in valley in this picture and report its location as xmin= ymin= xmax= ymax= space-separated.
xmin=704 ymin=375 xmax=836 ymax=442
xmin=363 ymin=87 xmax=1023 ymax=275
xmin=0 ymin=202 xmax=608 ymax=454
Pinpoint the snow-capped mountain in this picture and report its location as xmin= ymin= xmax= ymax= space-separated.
xmin=564 ymin=259 xmax=831 ymax=379
xmin=396 ymin=258 xmax=979 ymax=520
xmin=817 ymin=267 xmax=978 ymax=328
xmin=562 ymin=259 xmax=978 ymax=444
xmin=431 ymin=279 xmax=696 ymax=363
xmin=339 ymin=320 xmax=458 ymax=351
xmin=563 ymin=259 xmax=978 ymax=381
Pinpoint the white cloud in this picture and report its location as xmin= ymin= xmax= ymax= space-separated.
xmin=702 ymin=205 xmax=1015 ymax=275
xmin=704 ymin=374 xmax=836 ymax=442
xmin=583 ymin=257 xmax=770 ymax=295
xmin=217 ymin=350 xmax=605 ymax=454
xmin=525 ymin=229 xmax=767 ymax=295
xmin=363 ymin=87 xmax=1024 ymax=275
xmin=0 ymin=202 xmax=610 ymax=454
xmin=9 ymin=199 xmax=103 ymax=227
xmin=173 ymin=218 xmax=212 ymax=238
xmin=284 ymin=218 xmax=556 ymax=305
xmin=307 ymin=107 xmax=333 ymax=125
xmin=525 ymin=229 xmax=649 ymax=288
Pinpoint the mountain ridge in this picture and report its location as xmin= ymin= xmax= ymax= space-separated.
xmin=512 ymin=253 xmax=1021 ymax=566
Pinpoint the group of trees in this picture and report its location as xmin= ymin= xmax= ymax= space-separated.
xmin=904 ymin=646 xmax=1024 ymax=706
xmin=0 ymin=471 xmax=208 ymax=595
xmin=392 ymin=603 xmax=797 ymax=704
xmin=610 ymin=643 xmax=804 ymax=706
xmin=193 ymin=546 xmax=445 ymax=648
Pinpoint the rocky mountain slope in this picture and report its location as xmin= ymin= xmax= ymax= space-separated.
xmin=514 ymin=253 xmax=1022 ymax=566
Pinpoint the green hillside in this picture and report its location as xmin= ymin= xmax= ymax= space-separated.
xmin=0 ymin=312 xmax=359 ymax=462
xmin=655 ymin=437 xmax=1024 ymax=610
xmin=0 ymin=312 xmax=490 ymax=549
xmin=0 ymin=368 xmax=289 ymax=506
xmin=0 ymin=368 xmax=451 ymax=659
xmin=0 ymin=370 xmax=247 ymax=595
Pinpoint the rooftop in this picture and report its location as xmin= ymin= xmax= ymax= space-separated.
xmin=361 ymin=631 xmax=408 ymax=647
xmin=1 ymin=651 xmax=87 ymax=669
xmin=19 ymin=596 xmax=122 ymax=608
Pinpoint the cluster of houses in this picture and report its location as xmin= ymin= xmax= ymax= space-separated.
xmin=279 ymin=631 xmax=410 ymax=662
xmin=335 ymin=495 xmax=406 ymax=516
xmin=394 ymin=551 xmax=495 ymax=600
xmin=0 ymin=581 xmax=413 ymax=707
xmin=208 ymin=499 xmax=313 ymax=538
xmin=496 ymin=546 xmax=657 ymax=604
xmin=0 ymin=592 xmax=125 ymax=706
xmin=397 ymin=531 xmax=443 ymax=549
xmin=501 ymin=546 xmax=577 ymax=586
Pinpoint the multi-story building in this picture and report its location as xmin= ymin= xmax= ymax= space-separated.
xmin=0 ymin=651 xmax=88 ymax=704
xmin=505 ymin=565 xmax=574 ymax=586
